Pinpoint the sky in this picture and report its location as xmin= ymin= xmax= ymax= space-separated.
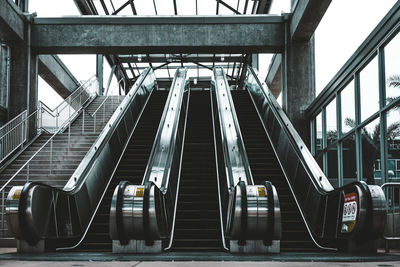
xmin=29 ymin=0 xmax=398 ymax=113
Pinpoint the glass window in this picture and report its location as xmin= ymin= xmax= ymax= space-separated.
xmin=316 ymin=112 xmax=323 ymax=149
xmin=387 ymin=108 xmax=400 ymax=180
xmin=315 ymin=113 xmax=324 ymax=170
xmin=385 ymin=31 xmax=400 ymax=106
xmin=361 ymin=117 xmax=380 ymax=184
xmin=342 ymin=133 xmax=357 ymax=186
xmin=326 ymin=99 xmax=337 ymax=145
xmin=360 ymin=56 xmax=380 ymax=122
xmin=341 ymin=80 xmax=355 ymax=135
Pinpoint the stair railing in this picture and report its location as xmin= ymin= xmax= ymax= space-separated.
xmin=0 ymin=76 xmax=98 ymax=237
xmin=0 ymin=76 xmax=98 ymax=167
xmin=381 ymin=182 xmax=400 ymax=251
xmin=81 ymin=78 xmax=124 ymax=134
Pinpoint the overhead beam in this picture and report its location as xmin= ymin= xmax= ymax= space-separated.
xmin=265 ymin=53 xmax=281 ymax=98
xmin=290 ymin=0 xmax=332 ymax=41
xmin=256 ymin=0 xmax=272 ymax=14
xmin=73 ymin=0 xmax=131 ymax=89
xmin=118 ymin=55 xmax=244 ymax=63
xmin=0 ymin=0 xmax=25 ymax=41
xmin=31 ymin=16 xmax=285 ymax=54
xmin=38 ymin=55 xmax=80 ymax=98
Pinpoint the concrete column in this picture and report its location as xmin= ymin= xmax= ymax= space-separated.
xmin=251 ymin=54 xmax=259 ymax=71
xmin=96 ymin=54 xmax=103 ymax=95
xmin=282 ymin=34 xmax=315 ymax=144
xmin=9 ymin=22 xmax=38 ymax=139
xmin=0 ymin=44 xmax=10 ymax=109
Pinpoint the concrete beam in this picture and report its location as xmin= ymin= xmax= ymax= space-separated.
xmin=290 ymin=0 xmax=332 ymax=41
xmin=265 ymin=53 xmax=281 ymax=98
xmin=0 ymin=0 xmax=25 ymax=41
xmin=118 ymin=55 xmax=244 ymax=63
xmin=31 ymin=16 xmax=285 ymax=54
xmin=38 ymin=55 xmax=80 ymax=98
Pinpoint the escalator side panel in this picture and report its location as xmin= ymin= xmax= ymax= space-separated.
xmin=231 ymin=90 xmax=318 ymax=251
xmin=77 ymin=91 xmax=169 ymax=251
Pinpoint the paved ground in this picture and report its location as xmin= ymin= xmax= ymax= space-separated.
xmin=0 ymin=261 xmax=399 ymax=267
xmin=1 ymin=248 xmax=400 ymax=266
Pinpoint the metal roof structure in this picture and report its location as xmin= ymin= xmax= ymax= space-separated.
xmin=71 ymin=0 xmax=273 ymax=86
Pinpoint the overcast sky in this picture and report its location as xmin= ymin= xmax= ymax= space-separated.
xmin=29 ymin=0 xmax=398 ymax=112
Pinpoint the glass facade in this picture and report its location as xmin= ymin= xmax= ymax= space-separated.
xmin=311 ymin=30 xmax=400 ymax=186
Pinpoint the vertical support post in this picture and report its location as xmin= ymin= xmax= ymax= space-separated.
xmin=103 ymin=101 xmax=105 ymax=124
xmin=96 ymin=54 xmax=104 ymax=96
xmin=50 ymin=138 xmax=53 ymax=175
xmin=0 ymin=44 xmax=10 ymax=114
xmin=105 ymin=65 xmax=116 ymax=96
xmin=1 ymin=190 xmax=4 ymax=237
xmin=82 ymin=109 xmax=85 ymax=133
xmin=354 ymin=73 xmax=363 ymax=181
xmin=282 ymin=20 xmax=315 ymax=144
xmin=322 ymin=107 xmax=328 ymax=176
xmin=378 ymin=48 xmax=388 ymax=185
xmin=26 ymin=163 xmax=29 ymax=182
xmin=251 ymin=54 xmax=259 ymax=71
xmin=337 ymin=92 xmax=343 ymax=187
xmin=9 ymin=18 xmax=38 ymax=141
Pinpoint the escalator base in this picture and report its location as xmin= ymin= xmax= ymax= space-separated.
xmin=0 ymin=250 xmax=398 ymax=262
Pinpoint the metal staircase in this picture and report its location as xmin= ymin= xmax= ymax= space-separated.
xmin=0 ymin=95 xmax=124 ymax=239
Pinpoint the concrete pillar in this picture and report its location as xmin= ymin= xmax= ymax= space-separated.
xmin=282 ymin=34 xmax=315 ymax=144
xmin=9 ymin=22 xmax=38 ymax=139
xmin=251 ymin=54 xmax=259 ymax=71
xmin=0 ymin=44 xmax=10 ymax=109
xmin=96 ymin=54 xmax=103 ymax=95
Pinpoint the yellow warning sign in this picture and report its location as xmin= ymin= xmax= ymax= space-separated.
xmin=136 ymin=187 xmax=144 ymax=197
xmin=12 ymin=189 xmax=21 ymax=200
xmin=258 ymin=187 xmax=266 ymax=197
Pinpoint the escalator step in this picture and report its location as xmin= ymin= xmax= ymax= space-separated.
xmin=231 ymin=90 xmax=319 ymax=252
xmin=76 ymin=91 xmax=169 ymax=252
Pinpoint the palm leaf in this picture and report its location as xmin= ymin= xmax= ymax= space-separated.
xmin=387 ymin=74 xmax=400 ymax=88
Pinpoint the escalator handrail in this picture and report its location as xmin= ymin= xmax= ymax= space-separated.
xmin=209 ymin=89 xmax=229 ymax=251
xmin=164 ymin=88 xmax=191 ymax=251
xmin=245 ymin=67 xmax=338 ymax=250
xmin=12 ymin=68 xmax=156 ymax=249
xmin=142 ymin=68 xmax=188 ymax=193
xmin=247 ymin=67 xmax=333 ymax=192
xmin=64 ymin=68 xmax=152 ymax=191
xmin=212 ymin=67 xmax=254 ymax=189
xmin=62 ymin=86 xmax=158 ymax=250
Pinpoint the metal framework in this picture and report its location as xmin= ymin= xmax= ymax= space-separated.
xmin=308 ymin=2 xmax=400 ymax=187
xmin=72 ymin=0 xmax=273 ymax=85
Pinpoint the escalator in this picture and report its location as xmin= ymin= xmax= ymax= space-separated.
xmin=78 ymin=90 xmax=168 ymax=251
xmin=172 ymin=90 xmax=223 ymax=251
xmin=231 ymin=90 xmax=316 ymax=251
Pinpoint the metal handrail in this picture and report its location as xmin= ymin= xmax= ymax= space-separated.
xmin=0 ymin=110 xmax=27 ymax=164
xmin=142 ymin=68 xmax=188 ymax=192
xmin=52 ymin=68 xmax=155 ymax=250
xmin=162 ymin=69 xmax=191 ymax=250
xmin=381 ymin=182 xmax=400 ymax=241
xmin=0 ymin=76 xmax=98 ymax=191
xmin=246 ymin=67 xmax=337 ymax=250
xmin=52 ymin=75 xmax=95 ymax=112
xmin=209 ymin=88 xmax=229 ymax=251
xmin=80 ymin=78 xmax=124 ymax=134
xmin=212 ymin=67 xmax=254 ymax=188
